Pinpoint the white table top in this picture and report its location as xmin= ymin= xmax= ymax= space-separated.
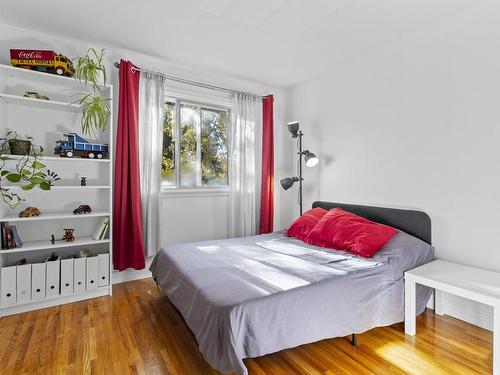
xmin=406 ymin=259 xmax=500 ymax=304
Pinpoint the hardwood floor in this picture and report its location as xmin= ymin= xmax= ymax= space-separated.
xmin=0 ymin=278 xmax=492 ymax=374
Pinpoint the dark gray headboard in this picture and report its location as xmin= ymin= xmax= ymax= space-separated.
xmin=312 ymin=201 xmax=432 ymax=245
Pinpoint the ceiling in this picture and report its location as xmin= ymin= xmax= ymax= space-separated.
xmin=0 ymin=0 xmax=474 ymax=87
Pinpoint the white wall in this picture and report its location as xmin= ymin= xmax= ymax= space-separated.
xmin=0 ymin=22 xmax=294 ymax=255
xmin=288 ymin=4 xmax=500 ymax=329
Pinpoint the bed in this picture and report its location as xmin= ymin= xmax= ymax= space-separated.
xmin=150 ymin=201 xmax=434 ymax=375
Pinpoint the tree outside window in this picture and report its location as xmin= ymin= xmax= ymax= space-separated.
xmin=162 ymin=99 xmax=229 ymax=188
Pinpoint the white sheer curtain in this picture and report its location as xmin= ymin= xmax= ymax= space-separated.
xmin=229 ymin=93 xmax=259 ymax=237
xmin=138 ymin=73 xmax=166 ymax=257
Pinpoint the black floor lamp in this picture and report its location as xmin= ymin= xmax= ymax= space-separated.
xmin=280 ymin=121 xmax=318 ymax=215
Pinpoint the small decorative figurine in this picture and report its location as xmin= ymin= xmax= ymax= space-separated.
xmin=73 ymin=205 xmax=92 ymax=215
xmin=23 ymin=91 xmax=50 ymax=100
xmin=18 ymin=207 xmax=41 ymax=218
xmin=62 ymin=229 xmax=75 ymax=242
xmin=50 ymin=229 xmax=75 ymax=244
xmin=80 ymin=176 xmax=87 ymax=186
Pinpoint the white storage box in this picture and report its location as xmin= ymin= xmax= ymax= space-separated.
xmin=74 ymin=257 xmax=86 ymax=293
xmin=98 ymin=254 xmax=110 ymax=287
xmin=46 ymin=257 xmax=61 ymax=297
xmin=16 ymin=264 xmax=32 ymax=303
xmin=1 ymin=266 xmax=16 ymax=306
xmin=86 ymin=256 xmax=98 ymax=290
xmin=31 ymin=262 xmax=46 ymax=300
xmin=60 ymin=258 xmax=74 ymax=295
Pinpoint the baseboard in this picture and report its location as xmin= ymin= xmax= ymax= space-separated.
xmin=427 ymin=291 xmax=493 ymax=331
xmin=112 ymin=257 xmax=153 ymax=284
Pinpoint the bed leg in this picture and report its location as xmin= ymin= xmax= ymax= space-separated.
xmin=351 ymin=334 xmax=357 ymax=347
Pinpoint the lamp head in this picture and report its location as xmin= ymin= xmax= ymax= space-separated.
xmin=280 ymin=177 xmax=299 ymax=191
xmin=287 ymin=121 xmax=300 ymax=138
xmin=304 ymin=151 xmax=319 ymax=167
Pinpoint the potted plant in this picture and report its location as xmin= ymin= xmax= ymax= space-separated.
xmin=74 ymin=48 xmax=111 ymax=135
xmin=78 ymin=93 xmax=111 ymax=136
xmin=74 ymin=48 xmax=107 ymax=89
xmin=0 ymin=131 xmax=60 ymax=208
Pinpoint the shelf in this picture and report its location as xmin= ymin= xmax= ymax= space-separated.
xmin=1 ymin=210 xmax=109 ymax=222
xmin=0 ymin=64 xmax=112 ymax=91
xmin=0 ymin=237 xmax=110 ymax=254
xmin=4 ymin=185 xmax=110 ymax=190
xmin=51 ymin=185 xmax=110 ymax=189
xmin=1 ymin=154 xmax=110 ymax=163
xmin=0 ymin=92 xmax=82 ymax=112
xmin=0 ymin=286 xmax=110 ymax=316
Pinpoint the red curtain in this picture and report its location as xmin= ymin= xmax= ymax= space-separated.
xmin=259 ymin=94 xmax=274 ymax=234
xmin=113 ymin=60 xmax=145 ymax=271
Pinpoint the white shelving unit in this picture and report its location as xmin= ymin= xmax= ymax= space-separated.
xmin=0 ymin=63 xmax=113 ymax=317
xmin=0 ymin=92 xmax=82 ymax=111
xmin=0 ymin=238 xmax=110 ymax=254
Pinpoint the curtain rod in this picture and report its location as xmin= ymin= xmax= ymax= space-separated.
xmin=113 ymin=62 xmax=268 ymax=100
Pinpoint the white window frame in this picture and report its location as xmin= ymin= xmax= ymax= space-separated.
xmin=161 ymin=95 xmax=231 ymax=194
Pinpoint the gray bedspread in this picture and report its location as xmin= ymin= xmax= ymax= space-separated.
xmin=150 ymin=231 xmax=433 ymax=375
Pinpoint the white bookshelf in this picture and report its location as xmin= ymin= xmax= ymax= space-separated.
xmin=0 ymin=92 xmax=82 ymax=111
xmin=3 ymin=154 xmax=110 ymax=163
xmin=2 ymin=210 xmax=110 ymax=222
xmin=0 ymin=237 xmax=110 ymax=254
xmin=0 ymin=63 xmax=113 ymax=317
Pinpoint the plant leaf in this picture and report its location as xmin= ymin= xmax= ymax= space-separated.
xmin=39 ymin=181 xmax=51 ymax=190
xmin=30 ymin=176 xmax=46 ymax=184
xmin=6 ymin=173 xmax=21 ymax=183
xmin=21 ymin=183 xmax=35 ymax=190
xmin=32 ymin=161 xmax=46 ymax=169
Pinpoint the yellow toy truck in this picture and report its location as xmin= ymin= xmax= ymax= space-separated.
xmin=10 ymin=49 xmax=74 ymax=77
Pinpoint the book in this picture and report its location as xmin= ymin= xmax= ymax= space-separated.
xmin=101 ymin=221 xmax=110 ymax=240
xmin=93 ymin=217 xmax=109 ymax=240
xmin=100 ymin=218 xmax=110 ymax=240
xmin=98 ymin=222 xmax=108 ymax=240
xmin=92 ymin=217 xmax=105 ymax=240
xmin=10 ymin=226 xmax=23 ymax=248
xmin=5 ymin=226 xmax=14 ymax=249
xmin=1 ymin=222 xmax=5 ymax=249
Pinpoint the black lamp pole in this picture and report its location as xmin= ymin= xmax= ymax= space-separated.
xmin=280 ymin=122 xmax=318 ymax=217
xmin=298 ymin=130 xmax=303 ymax=215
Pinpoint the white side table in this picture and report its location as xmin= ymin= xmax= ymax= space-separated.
xmin=405 ymin=259 xmax=500 ymax=375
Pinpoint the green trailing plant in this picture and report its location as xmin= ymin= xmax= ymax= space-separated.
xmin=74 ymin=48 xmax=107 ymax=89
xmin=74 ymin=48 xmax=110 ymax=135
xmin=78 ymin=93 xmax=111 ymax=136
xmin=0 ymin=131 xmax=60 ymax=208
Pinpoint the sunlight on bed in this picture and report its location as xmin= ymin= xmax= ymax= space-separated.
xmin=197 ymin=244 xmax=312 ymax=291
xmin=197 ymin=245 xmax=220 ymax=253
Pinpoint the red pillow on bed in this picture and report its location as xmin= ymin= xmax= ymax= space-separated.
xmin=304 ymin=208 xmax=398 ymax=257
xmin=285 ymin=207 xmax=328 ymax=241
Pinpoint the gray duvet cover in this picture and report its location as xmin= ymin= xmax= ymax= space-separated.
xmin=150 ymin=231 xmax=433 ymax=375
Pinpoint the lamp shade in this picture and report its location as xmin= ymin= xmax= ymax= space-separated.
xmin=280 ymin=177 xmax=299 ymax=191
xmin=304 ymin=151 xmax=319 ymax=167
xmin=287 ymin=121 xmax=299 ymax=138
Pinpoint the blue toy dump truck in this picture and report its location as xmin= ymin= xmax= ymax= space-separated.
xmin=54 ymin=133 xmax=109 ymax=159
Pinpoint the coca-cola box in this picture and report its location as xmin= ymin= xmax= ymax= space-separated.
xmin=10 ymin=49 xmax=56 ymax=66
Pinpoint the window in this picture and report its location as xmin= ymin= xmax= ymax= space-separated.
xmin=162 ymin=98 xmax=229 ymax=188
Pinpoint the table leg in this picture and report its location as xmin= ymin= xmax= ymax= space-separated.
xmin=494 ymin=304 xmax=500 ymax=375
xmin=435 ymin=289 xmax=445 ymax=316
xmin=405 ymin=276 xmax=416 ymax=336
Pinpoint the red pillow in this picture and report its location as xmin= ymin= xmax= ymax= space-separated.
xmin=304 ymin=208 xmax=398 ymax=257
xmin=285 ymin=207 xmax=328 ymax=241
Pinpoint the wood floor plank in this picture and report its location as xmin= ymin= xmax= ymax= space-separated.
xmin=0 ymin=278 xmax=493 ymax=374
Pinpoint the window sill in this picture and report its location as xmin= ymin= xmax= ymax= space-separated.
xmin=161 ymin=187 xmax=230 ymax=198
